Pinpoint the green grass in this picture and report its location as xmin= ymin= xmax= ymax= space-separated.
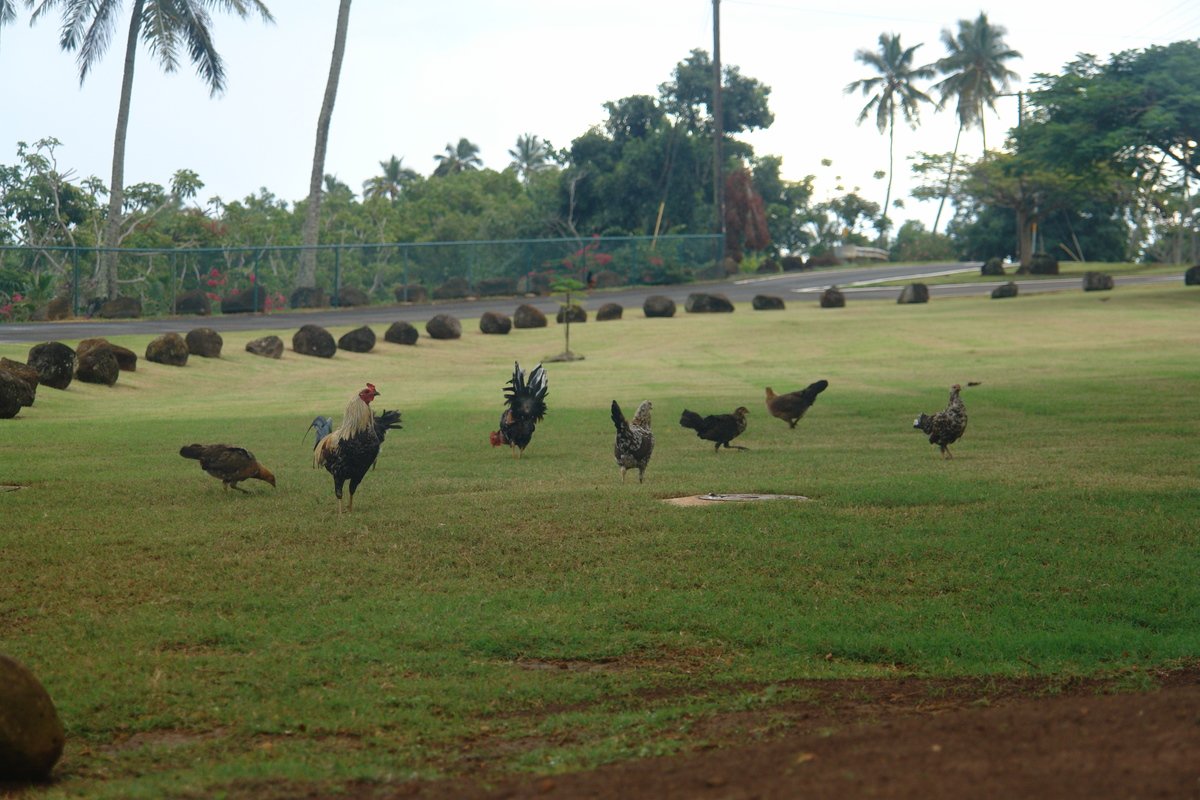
xmin=2 ymin=284 xmax=1199 ymax=797
xmin=872 ymin=261 xmax=1185 ymax=287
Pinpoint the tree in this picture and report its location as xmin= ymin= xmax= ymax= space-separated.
xmin=30 ymin=0 xmax=273 ymax=299
xmin=844 ymin=33 xmax=935 ymax=235
xmin=363 ymin=155 xmax=418 ymax=200
xmin=658 ymin=48 xmax=774 ymax=135
xmin=433 ymin=138 xmax=483 ymax=177
xmin=295 ymin=0 xmax=351 ymax=300
xmin=929 ymin=13 xmax=1021 ymax=232
xmin=724 ymin=167 xmax=769 ymax=260
xmin=507 ymin=134 xmax=551 ymax=183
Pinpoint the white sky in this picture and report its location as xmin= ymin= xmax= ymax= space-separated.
xmin=2 ymin=1 xmax=1199 ymax=233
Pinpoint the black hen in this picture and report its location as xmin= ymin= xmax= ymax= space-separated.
xmin=680 ymin=406 xmax=749 ymax=452
xmin=913 ymin=384 xmax=968 ymax=459
xmin=765 ymin=380 xmax=828 ymax=428
xmin=490 ymin=362 xmax=548 ymax=457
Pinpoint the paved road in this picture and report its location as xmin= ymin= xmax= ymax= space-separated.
xmin=0 ymin=263 xmax=1184 ymax=344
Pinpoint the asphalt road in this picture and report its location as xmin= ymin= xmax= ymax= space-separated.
xmin=0 ymin=262 xmax=1184 ymax=344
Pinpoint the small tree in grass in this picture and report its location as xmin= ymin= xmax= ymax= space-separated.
xmin=548 ymin=276 xmax=587 ymax=362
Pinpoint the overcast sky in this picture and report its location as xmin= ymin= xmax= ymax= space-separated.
xmin=2 ymin=1 xmax=1199 ymax=234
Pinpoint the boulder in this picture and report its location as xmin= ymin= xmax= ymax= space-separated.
xmin=781 ymin=255 xmax=807 ymax=272
xmin=394 ymin=284 xmax=427 ymax=303
xmin=752 ymin=294 xmax=785 ymax=310
xmin=289 ymin=286 xmax=327 ymax=309
xmin=981 ymin=257 xmax=1006 ymax=276
xmin=556 ymin=304 xmax=587 ymax=323
xmin=332 ymin=286 xmax=370 ymax=307
xmin=293 ymin=324 xmax=336 ymax=358
xmin=108 ymin=344 xmax=138 ymax=371
xmin=0 ymin=370 xmax=32 ymax=416
xmin=97 ymin=295 xmax=141 ymax=319
xmin=384 ymin=322 xmax=420 ymax=345
xmin=1083 ymin=272 xmax=1114 ymax=292
xmin=338 ymin=325 xmax=376 ymax=352
xmin=991 ymin=282 xmax=1019 ymax=299
xmin=685 ymin=293 xmax=734 ymax=313
xmin=820 ymin=287 xmax=845 ymax=308
xmin=643 ymin=295 xmax=676 ymax=318
xmin=426 ymin=313 xmax=462 ymax=340
xmin=596 ymin=302 xmax=623 ymax=321
xmin=593 ymin=270 xmax=624 ymax=288
xmin=513 ymin=304 xmax=548 ymax=329
xmin=245 ymin=335 xmax=284 ymax=359
xmin=145 ymin=333 xmax=189 ymax=367
xmin=897 ymin=283 xmax=930 ymax=304
xmin=31 ymin=296 xmax=71 ymax=321
xmin=76 ymin=344 xmax=119 ymax=386
xmin=1185 ymin=265 xmax=1200 ymax=286
xmin=723 ymin=257 xmax=740 ymax=276
xmin=755 ymin=258 xmax=780 ymax=274
xmin=479 ymin=311 xmax=512 ymax=334
xmin=431 ymin=276 xmax=470 ymax=300
xmin=527 ymin=272 xmax=555 ymax=295
xmin=185 ymin=328 xmax=223 ymax=358
xmin=173 ymin=288 xmax=212 ymax=316
xmin=0 ymin=653 xmax=65 ymax=780
xmin=475 ymin=277 xmax=519 ymax=297
xmin=221 ymin=288 xmax=265 ymax=314
xmin=0 ymin=358 xmax=38 ymax=404
xmin=27 ymin=342 xmax=76 ymax=390
xmin=807 ymin=252 xmax=841 ymax=268
xmin=1028 ymin=251 xmax=1059 ymax=275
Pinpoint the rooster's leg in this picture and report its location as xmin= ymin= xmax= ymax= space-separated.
xmin=226 ymin=481 xmax=249 ymax=493
xmin=345 ymin=492 xmax=354 ymax=513
xmin=620 ymin=467 xmax=627 ymax=483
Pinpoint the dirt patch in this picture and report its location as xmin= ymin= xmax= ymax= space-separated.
xmin=664 ymin=493 xmax=811 ymax=506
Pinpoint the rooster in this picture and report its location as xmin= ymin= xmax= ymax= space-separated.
xmin=314 ymin=383 xmax=395 ymax=513
xmin=612 ymin=400 xmax=654 ymax=483
xmin=913 ymin=384 xmax=968 ymax=459
xmin=307 ymin=409 xmax=402 ymax=458
xmin=680 ymin=407 xmax=749 ymax=452
xmin=180 ymin=444 xmax=276 ymax=492
xmin=490 ymin=362 xmax=548 ymax=457
xmin=765 ymin=380 xmax=828 ymax=428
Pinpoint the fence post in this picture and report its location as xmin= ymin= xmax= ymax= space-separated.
xmin=170 ymin=252 xmax=177 ymax=314
xmin=72 ymin=248 xmax=80 ymax=317
xmin=333 ymin=248 xmax=340 ymax=307
xmin=253 ymin=249 xmax=261 ymax=312
xmin=632 ymin=238 xmax=639 ymax=287
xmin=468 ymin=244 xmax=475 ymax=295
xmin=402 ymin=246 xmax=409 ymax=302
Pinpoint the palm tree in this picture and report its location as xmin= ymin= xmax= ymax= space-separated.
xmin=844 ymin=33 xmax=935 ymax=236
xmin=929 ymin=12 xmax=1021 ymax=232
xmin=29 ymin=0 xmax=273 ymax=299
xmin=508 ymin=133 xmax=551 ymax=183
xmin=296 ymin=0 xmax=351 ymax=297
xmin=363 ymin=155 xmax=419 ymax=200
xmin=432 ymin=138 xmax=482 ymax=177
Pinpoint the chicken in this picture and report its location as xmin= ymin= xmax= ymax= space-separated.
xmin=765 ymin=380 xmax=828 ymax=428
xmin=612 ymin=400 xmax=654 ymax=483
xmin=679 ymin=407 xmax=749 ymax=452
xmin=307 ymin=408 xmax=402 ymax=458
xmin=180 ymin=444 xmax=276 ymax=492
xmin=314 ymin=383 xmax=395 ymax=513
xmin=913 ymin=384 xmax=968 ymax=459
xmin=489 ymin=362 xmax=548 ymax=458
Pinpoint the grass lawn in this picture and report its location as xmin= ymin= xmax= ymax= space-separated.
xmin=2 ymin=282 xmax=1198 ymax=797
xmin=870 ymin=261 xmax=1184 ymax=287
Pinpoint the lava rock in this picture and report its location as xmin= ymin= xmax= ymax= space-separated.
xmin=394 ymin=284 xmax=427 ymax=303
xmin=1028 ymin=251 xmax=1059 ymax=275
xmin=755 ymin=258 xmax=780 ymax=274
xmin=0 ymin=653 xmax=65 ymax=780
xmin=685 ymin=293 xmax=734 ymax=313
xmin=245 ymin=335 xmax=284 ymax=359
xmin=221 ymin=288 xmax=265 ymax=314
xmin=0 ymin=358 xmax=38 ymax=405
xmin=556 ymin=304 xmax=587 ymax=323
xmin=145 ymin=333 xmax=189 ymax=366
xmin=338 ymin=325 xmax=376 ymax=352
xmin=97 ymin=296 xmax=142 ymax=319
xmin=0 ymin=371 xmax=30 ymax=417
xmin=991 ymin=282 xmax=1019 ymax=299
xmin=781 ymin=255 xmax=807 ymax=272
xmin=27 ymin=342 xmax=77 ymax=390
xmin=513 ymin=304 xmax=548 ymax=329
xmin=332 ymin=286 xmax=370 ymax=307
xmin=596 ymin=302 xmax=623 ymax=321
xmin=820 ymin=287 xmax=845 ymax=308
xmin=1083 ymin=272 xmax=1114 ymax=292
xmin=76 ymin=345 xmax=119 ymax=386
xmin=1185 ymin=265 xmax=1200 ymax=286
xmin=426 ymin=313 xmax=462 ymax=340
xmin=384 ymin=322 xmax=419 ymax=345
xmin=982 ymin=257 xmax=1006 ymax=276
xmin=431 ymin=277 xmax=470 ymax=300
xmin=107 ymin=344 xmax=137 ymax=371
xmin=643 ymin=295 xmax=676 ymax=318
xmin=898 ymin=283 xmax=930 ymax=304
xmin=479 ymin=311 xmax=512 ymax=334
xmin=185 ymin=328 xmax=223 ymax=358
xmin=752 ymin=294 xmax=785 ymax=310
xmin=476 ymin=277 xmax=519 ymax=297
xmin=31 ymin=297 xmax=71 ymax=321
xmin=289 ymin=286 xmax=327 ymax=309
xmin=173 ymin=288 xmax=212 ymax=316
xmin=293 ymin=324 xmax=336 ymax=358
xmin=593 ymin=270 xmax=624 ymax=288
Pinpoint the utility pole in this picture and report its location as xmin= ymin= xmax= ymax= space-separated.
xmin=712 ymin=0 xmax=726 ymax=273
